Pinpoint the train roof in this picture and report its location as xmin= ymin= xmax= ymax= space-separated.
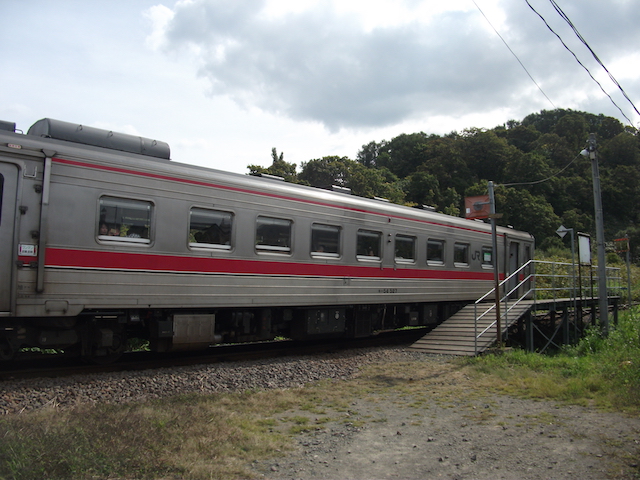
xmin=0 ymin=118 xmax=533 ymax=241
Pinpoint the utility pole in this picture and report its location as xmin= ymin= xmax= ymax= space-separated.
xmin=584 ymin=133 xmax=609 ymax=333
xmin=488 ymin=181 xmax=501 ymax=344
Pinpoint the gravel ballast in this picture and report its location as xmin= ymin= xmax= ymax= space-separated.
xmin=0 ymin=347 xmax=401 ymax=414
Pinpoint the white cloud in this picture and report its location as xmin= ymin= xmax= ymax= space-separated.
xmin=144 ymin=4 xmax=176 ymax=50
xmin=1 ymin=0 xmax=638 ymax=176
xmin=147 ymin=0 xmax=640 ymax=133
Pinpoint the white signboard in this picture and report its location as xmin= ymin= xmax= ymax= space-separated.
xmin=578 ymin=234 xmax=591 ymax=265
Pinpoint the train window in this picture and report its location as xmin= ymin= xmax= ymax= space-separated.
xmin=454 ymin=242 xmax=469 ymax=266
xmin=482 ymin=246 xmax=493 ymax=267
xmin=256 ymin=216 xmax=292 ymax=253
xmin=189 ymin=208 xmax=233 ymax=249
xmin=311 ymin=223 xmax=340 ymax=257
xmin=357 ymin=229 xmax=381 ymax=260
xmin=427 ymin=239 xmax=445 ymax=265
xmin=98 ymin=196 xmax=151 ymax=244
xmin=395 ymin=235 xmax=416 ymax=263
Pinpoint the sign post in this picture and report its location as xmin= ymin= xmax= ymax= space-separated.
xmin=488 ymin=182 xmax=501 ymax=345
xmin=465 ymin=185 xmax=502 ymax=346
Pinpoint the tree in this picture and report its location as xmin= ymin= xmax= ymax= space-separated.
xmin=247 ymin=148 xmax=298 ymax=182
xmin=600 ymin=132 xmax=640 ymax=167
xmin=348 ymin=165 xmax=404 ymax=203
xmin=405 ymin=171 xmax=439 ymax=207
xmin=459 ymin=128 xmax=518 ymax=184
xmin=356 ymin=140 xmax=387 ymax=168
xmin=414 ymin=137 xmax=472 ymax=195
xmin=440 ymin=187 xmax=462 ymax=216
xmin=298 ymin=156 xmax=353 ymax=188
xmin=377 ymin=132 xmax=432 ymax=178
xmin=498 ymin=187 xmax=561 ymax=248
xmin=502 ymin=152 xmax=554 ymax=197
xmin=530 ymin=132 xmax=577 ymax=172
xmin=555 ymin=113 xmax=589 ymax=152
xmin=521 ymin=108 xmax=574 ymax=134
xmin=601 ymin=165 xmax=640 ymax=226
xmin=502 ymin=124 xmax=540 ymax=153
xmin=595 ymin=115 xmax=625 ymax=140
xmin=561 ymin=208 xmax=593 ymax=235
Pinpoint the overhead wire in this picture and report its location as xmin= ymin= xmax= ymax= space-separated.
xmin=470 ymin=1 xmax=577 ymax=189
xmin=499 ymin=152 xmax=581 ymax=187
xmin=471 ymin=0 xmax=556 ymax=109
xmin=525 ymin=0 xmax=635 ymax=126
xmin=549 ymin=0 xmax=640 ymax=119
xmin=470 ymin=1 xmax=633 ymax=189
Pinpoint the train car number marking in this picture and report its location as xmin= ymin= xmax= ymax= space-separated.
xmin=378 ymin=288 xmax=398 ymax=294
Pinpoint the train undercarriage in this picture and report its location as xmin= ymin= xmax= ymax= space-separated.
xmin=0 ymin=301 xmax=467 ymax=363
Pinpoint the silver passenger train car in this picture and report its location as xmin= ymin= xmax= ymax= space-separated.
xmin=0 ymin=118 xmax=534 ymax=361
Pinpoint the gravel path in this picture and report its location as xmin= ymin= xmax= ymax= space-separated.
xmin=256 ymin=393 xmax=640 ymax=479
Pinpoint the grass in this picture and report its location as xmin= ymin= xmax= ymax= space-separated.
xmin=0 ymin=392 xmax=293 ymax=480
xmin=467 ymin=306 xmax=640 ymax=412
xmin=1 ymin=308 xmax=639 ymax=479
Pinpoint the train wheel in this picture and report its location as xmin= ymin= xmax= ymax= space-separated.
xmin=84 ymin=329 xmax=127 ymax=364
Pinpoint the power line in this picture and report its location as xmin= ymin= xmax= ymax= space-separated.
xmin=500 ymin=152 xmax=580 ymax=187
xmin=471 ymin=0 xmax=556 ymax=109
xmin=525 ymin=0 xmax=635 ymax=126
xmin=549 ymin=0 xmax=640 ymax=119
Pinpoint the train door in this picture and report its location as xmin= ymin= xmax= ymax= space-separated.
xmin=0 ymin=162 xmax=18 ymax=312
xmin=508 ymin=241 xmax=520 ymax=297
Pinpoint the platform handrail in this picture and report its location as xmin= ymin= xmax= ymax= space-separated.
xmin=473 ymin=259 xmax=622 ymax=354
xmin=474 ymin=260 xmax=535 ymax=354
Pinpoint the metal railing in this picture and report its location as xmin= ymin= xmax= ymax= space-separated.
xmin=472 ymin=259 xmax=622 ymax=354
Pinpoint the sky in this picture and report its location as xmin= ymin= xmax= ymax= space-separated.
xmin=1 ymin=0 xmax=639 ymax=174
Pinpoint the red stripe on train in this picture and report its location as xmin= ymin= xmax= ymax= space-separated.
xmin=45 ymin=248 xmax=497 ymax=281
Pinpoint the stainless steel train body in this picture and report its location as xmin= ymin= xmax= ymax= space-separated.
xmin=0 ymin=118 xmax=534 ymax=360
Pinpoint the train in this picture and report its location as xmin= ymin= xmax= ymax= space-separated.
xmin=0 ymin=118 xmax=534 ymax=362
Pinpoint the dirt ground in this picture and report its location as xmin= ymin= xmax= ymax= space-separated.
xmin=252 ymin=354 xmax=640 ymax=480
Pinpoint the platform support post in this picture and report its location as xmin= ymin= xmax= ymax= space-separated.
xmin=526 ymin=311 xmax=534 ymax=352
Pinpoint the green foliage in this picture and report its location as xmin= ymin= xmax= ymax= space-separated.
xmin=469 ymin=307 xmax=640 ymax=411
xmin=298 ymin=155 xmax=353 ymax=188
xmin=247 ymin=147 xmax=297 ymax=182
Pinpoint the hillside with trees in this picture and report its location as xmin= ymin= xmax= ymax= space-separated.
xmin=248 ymin=109 xmax=640 ymax=260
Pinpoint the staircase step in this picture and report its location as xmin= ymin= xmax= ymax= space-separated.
xmin=410 ymin=301 xmax=534 ymax=356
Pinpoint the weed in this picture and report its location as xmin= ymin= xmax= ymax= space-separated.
xmin=467 ymin=307 xmax=640 ymax=412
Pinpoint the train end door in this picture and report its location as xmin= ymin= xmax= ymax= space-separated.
xmin=0 ymin=162 xmax=18 ymax=313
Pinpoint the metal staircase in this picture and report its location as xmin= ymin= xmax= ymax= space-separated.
xmin=410 ymin=258 xmax=624 ymax=356
xmin=411 ymin=260 xmax=536 ymax=356
xmin=410 ymin=301 xmax=534 ymax=356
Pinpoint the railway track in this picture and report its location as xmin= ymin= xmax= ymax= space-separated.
xmin=0 ymin=328 xmax=429 ymax=381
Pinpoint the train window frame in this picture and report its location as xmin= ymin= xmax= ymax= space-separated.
xmin=97 ymin=196 xmax=152 ymax=245
xmin=310 ymin=223 xmax=341 ymax=258
xmin=394 ymin=234 xmax=416 ymax=264
xmin=255 ymin=216 xmax=293 ymax=254
xmin=356 ymin=229 xmax=382 ymax=261
xmin=454 ymin=242 xmax=470 ymax=266
xmin=482 ymin=246 xmax=493 ymax=268
xmin=188 ymin=207 xmax=234 ymax=251
xmin=427 ymin=239 xmax=445 ymax=265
